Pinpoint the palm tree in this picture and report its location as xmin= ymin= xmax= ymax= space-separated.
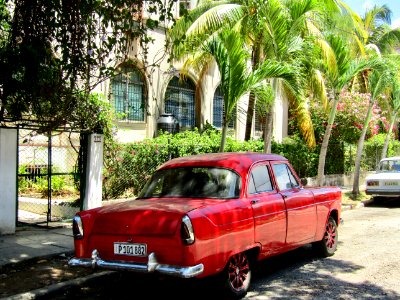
xmin=381 ymin=78 xmax=400 ymax=160
xmin=316 ymin=34 xmax=380 ymax=186
xmin=181 ymin=28 xmax=299 ymax=152
xmin=352 ymin=64 xmax=394 ymax=196
xmin=169 ymin=0 xmax=350 ymax=150
xmin=351 ymin=5 xmax=400 ymax=57
xmin=345 ymin=5 xmax=400 ymax=194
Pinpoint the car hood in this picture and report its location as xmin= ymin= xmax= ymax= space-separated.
xmin=366 ymin=172 xmax=400 ymax=181
xmin=90 ymin=198 xmax=219 ymax=236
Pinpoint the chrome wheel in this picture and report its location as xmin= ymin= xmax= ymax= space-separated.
xmin=224 ymin=252 xmax=251 ymax=298
xmin=313 ymin=216 xmax=338 ymax=257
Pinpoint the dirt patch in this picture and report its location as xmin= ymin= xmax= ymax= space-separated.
xmin=0 ymin=255 xmax=98 ymax=298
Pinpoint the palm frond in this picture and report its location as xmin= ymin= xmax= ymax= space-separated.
xmin=310 ymin=69 xmax=330 ymax=112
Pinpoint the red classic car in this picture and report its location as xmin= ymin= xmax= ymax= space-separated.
xmin=69 ymin=152 xmax=341 ymax=299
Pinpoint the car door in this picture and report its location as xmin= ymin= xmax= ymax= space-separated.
xmin=271 ymin=162 xmax=316 ymax=245
xmin=247 ymin=162 xmax=287 ymax=255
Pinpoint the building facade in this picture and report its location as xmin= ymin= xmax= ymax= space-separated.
xmin=94 ymin=1 xmax=289 ymax=144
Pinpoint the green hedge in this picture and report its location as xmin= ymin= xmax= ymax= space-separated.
xmin=102 ymin=130 xmax=400 ymax=199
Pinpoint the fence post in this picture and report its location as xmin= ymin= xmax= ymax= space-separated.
xmin=82 ymin=133 xmax=104 ymax=210
xmin=0 ymin=128 xmax=18 ymax=234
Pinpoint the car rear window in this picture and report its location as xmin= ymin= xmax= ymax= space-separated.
xmin=379 ymin=160 xmax=400 ymax=172
xmin=138 ymin=167 xmax=241 ymax=199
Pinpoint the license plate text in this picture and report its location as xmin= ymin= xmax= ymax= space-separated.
xmin=114 ymin=243 xmax=147 ymax=257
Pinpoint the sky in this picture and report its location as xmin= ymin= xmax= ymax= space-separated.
xmin=344 ymin=0 xmax=400 ymax=28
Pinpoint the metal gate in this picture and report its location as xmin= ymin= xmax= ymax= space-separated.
xmin=17 ymin=126 xmax=85 ymax=226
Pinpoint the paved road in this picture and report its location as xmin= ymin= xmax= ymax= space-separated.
xmin=54 ymin=199 xmax=400 ymax=300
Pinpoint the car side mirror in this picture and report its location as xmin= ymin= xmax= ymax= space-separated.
xmin=300 ymin=178 xmax=308 ymax=186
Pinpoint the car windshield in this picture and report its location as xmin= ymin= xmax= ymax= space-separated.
xmin=138 ymin=167 xmax=241 ymax=199
xmin=378 ymin=160 xmax=400 ymax=172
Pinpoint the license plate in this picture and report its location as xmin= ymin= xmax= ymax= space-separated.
xmin=384 ymin=181 xmax=398 ymax=186
xmin=114 ymin=242 xmax=147 ymax=257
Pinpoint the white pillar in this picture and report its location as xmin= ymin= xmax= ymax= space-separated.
xmin=0 ymin=128 xmax=17 ymax=235
xmin=83 ymin=134 xmax=104 ymax=210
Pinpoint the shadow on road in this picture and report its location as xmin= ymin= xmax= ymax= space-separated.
xmin=365 ymin=197 xmax=400 ymax=209
xmin=49 ymin=245 xmax=399 ymax=300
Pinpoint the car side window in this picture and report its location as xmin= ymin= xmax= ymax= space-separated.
xmin=272 ymin=163 xmax=299 ymax=191
xmin=248 ymin=165 xmax=273 ymax=194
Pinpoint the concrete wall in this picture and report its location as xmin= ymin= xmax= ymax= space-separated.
xmin=0 ymin=128 xmax=17 ymax=235
xmin=305 ymin=171 xmax=374 ymax=189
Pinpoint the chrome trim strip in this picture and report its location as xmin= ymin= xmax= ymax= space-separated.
xmin=68 ymin=250 xmax=204 ymax=279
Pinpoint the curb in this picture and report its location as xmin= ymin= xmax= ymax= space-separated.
xmin=1 ymin=271 xmax=115 ymax=300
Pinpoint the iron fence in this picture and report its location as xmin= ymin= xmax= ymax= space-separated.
xmin=17 ymin=128 xmax=82 ymax=225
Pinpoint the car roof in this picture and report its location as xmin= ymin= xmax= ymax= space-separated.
xmin=380 ymin=156 xmax=400 ymax=162
xmin=158 ymin=152 xmax=287 ymax=174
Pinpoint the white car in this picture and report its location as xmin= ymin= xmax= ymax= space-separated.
xmin=365 ymin=157 xmax=400 ymax=198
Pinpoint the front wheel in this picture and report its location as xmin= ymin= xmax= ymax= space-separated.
xmin=313 ymin=216 xmax=338 ymax=257
xmin=222 ymin=252 xmax=252 ymax=299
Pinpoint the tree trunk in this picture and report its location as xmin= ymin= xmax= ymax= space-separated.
xmin=244 ymin=43 xmax=261 ymax=141
xmin=381 ymin=112 xmax=397 ymax=160
xmin=244 ymin=91 xmax=256 ymax=141
xmin=263 ymin=105 xmax=274 ymax=153
xmin=219 ymin=117 xmax=228 ymax=152
xmin=317 ymin=96 xmax=340 ymax=186
xmin=352 ymin=100 xmax=374 ymax=196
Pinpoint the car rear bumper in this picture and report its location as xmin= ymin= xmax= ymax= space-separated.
xmin=365 ymin=190 xmax=400 ymax=196
xmin=68 ymin=250 xmax=204 ymax=278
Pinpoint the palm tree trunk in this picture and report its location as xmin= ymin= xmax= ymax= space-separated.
xmin=244 ymin=91 xmax=256 ymax=141
xmin=219 ymin=118 xmax=228 ymax=152
xmin=264 ymin=105 xmax=274 ymax=153
xmin=381 ymin=112 xmax=397 ymax=160
xmin=352 ymin=100 xmax=374 ymax=196
xmin=317 ymin=96 xmax=339 ymax=186
xmin=244 ymin=43 xmax=261 ymax=141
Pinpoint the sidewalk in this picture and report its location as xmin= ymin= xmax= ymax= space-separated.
xmin=0 ymin=223 xmax=74 ymax=268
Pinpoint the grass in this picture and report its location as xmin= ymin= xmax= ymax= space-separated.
xmin=341 ymin=190 xmax=372 ymax=206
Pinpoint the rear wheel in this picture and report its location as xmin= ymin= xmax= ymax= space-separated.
xmin=313 ymin=216 xmax=338 ymax=257
xmin=223 ymin=252 xmax=252 ymax=299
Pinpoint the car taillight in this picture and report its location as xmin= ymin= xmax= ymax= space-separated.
xmin=181 ymin=215 xmax=195 ymax=245
xmin=72 ymin=215 xmax=84 ymax=239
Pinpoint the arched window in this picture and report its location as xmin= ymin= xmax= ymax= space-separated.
xmin=111 ymin=67 xmax=146 ymax=122
xmin=165 ymin=76 xmax=196 ymax=130
xmin=213 ymin=86 xmax=235 ymax=129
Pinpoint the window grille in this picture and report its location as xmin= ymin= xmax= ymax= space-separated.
xmin=165 ymin=77 xmax=195 ymax=130
xmin=111 ymin=67 xmax=146 ymax=122
xmin=213 ymin=86 xmax=235 ymax=129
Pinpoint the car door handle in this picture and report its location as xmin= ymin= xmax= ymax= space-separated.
xmin=251 ymin=199 xmax=259 ymax=205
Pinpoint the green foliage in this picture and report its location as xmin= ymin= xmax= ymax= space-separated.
xmin=363 ymin=134 xmax=400 ymax=170
xmin=71 ymin=93 xmax=114 ymax=138
xmin=104 ymin=129 xmax=400 ymax=199
xmin=290 ymin=91 xmax=383 ymax=145
xmin=271 ymin=137 xmax=320 ymax=178
xmin=0 ymin=0 xmax=177 ymax=126
xmin=103 ymin=129 xmax=263 ymax=199
xmin=18 ymin=175 xmax=78 ymax=198
xmin=103 ymin=130 xmax=324 ymax=199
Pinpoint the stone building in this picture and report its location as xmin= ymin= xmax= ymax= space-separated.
xmin=94 ymin=0 xmax=289 ymax=144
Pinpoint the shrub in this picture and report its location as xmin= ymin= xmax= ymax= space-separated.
xmin=103 ymin=129 xmax=400 ymax=200
xmin=103 ymin=130 xmax=312 ymax=199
